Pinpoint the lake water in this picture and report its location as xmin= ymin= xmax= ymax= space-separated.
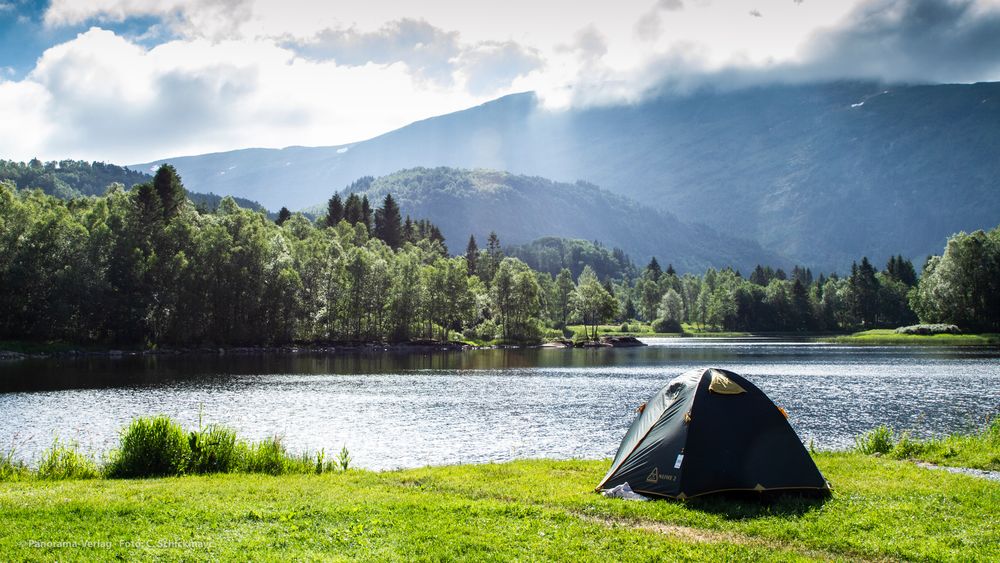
xmin=1 ymin=338 xmax=998 ymax=470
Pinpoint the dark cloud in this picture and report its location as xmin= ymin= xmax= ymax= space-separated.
xmin=623 ymin=0 xmax=1000 ymax=105
xmin=798 ymin=0 xmax=1000 ymax=84
xmin=458 ymin=41 xmax=544 ymax=96
xmin=749 ymin=9 xmax=763 ymax=18
xmin=286 ymin=18 xmax=461 ymax=86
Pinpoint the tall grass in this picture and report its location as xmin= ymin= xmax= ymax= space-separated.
xmin=106 ymin=416 xmax=191 ymax=478
xmin=188 ymin=424 xmax=240 ymax=474
xmin=37 ymin=438 xmax=100 ymax=480
xmin=855 ymin=418 xmax=1000 ymax=471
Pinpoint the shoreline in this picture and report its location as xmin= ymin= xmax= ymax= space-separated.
xmin=2 ymin=332 xmax=998 ymax=361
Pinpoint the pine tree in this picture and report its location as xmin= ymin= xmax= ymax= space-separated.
xmin=276 ymin=207 xmax=292 ymax=226
xmin=325 ymin=194 xmax=344 ymax=227
xmin=465 ymin=235 xmax=479 ymax=276
xmin=645 ymin=257 xmax=662 ymax=281
xmin=361 ymin=195 xmax=373 ymax=232
xmin=343 ymin=194 xmax=362 ymax=225
xmin=665 ymin=263 xmax=676 ymax=277
xmin=153 ymin=164 xmax=185 ymax=220
xmin=373 ymin=193 xmax=403 ymax=249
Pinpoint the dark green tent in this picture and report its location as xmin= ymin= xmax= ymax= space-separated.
xmin=597 ymin=367 xmax=830 ymax=499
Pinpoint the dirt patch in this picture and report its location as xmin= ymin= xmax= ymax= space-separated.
xmin=915 ymin=462 xmax=1000 ymax=482
xmin=576 ymin=512 xmax=890 ymax=562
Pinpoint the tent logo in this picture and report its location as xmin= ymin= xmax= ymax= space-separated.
xmin=646 ymin=467 xmax=659 ymax=483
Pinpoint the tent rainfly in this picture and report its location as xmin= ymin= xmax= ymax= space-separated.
xmin=597 ymin=367 xmax=830 ymax=499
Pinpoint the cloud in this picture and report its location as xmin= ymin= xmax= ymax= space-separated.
xmin=286 ymin=18 xmax=461 ymax=86
xmin=571 ymin=0 xmax=1000 ymax=108
xmin=457 ymin=41 xmax=544 ymax=96
xmin=797 ymin=0 xmax=1000 ymax=84
xmin=558 ymin=26 xmax=608 ymax=65
xmin=0 ymin=27 xmax=485 ymax=162
xmin=634 ymin=0 xmax=686 ymax=41
xmin=44 ymin=0 xmax=254 ymax=40
xmin=287 ymin=18 xmax=544 ymax=94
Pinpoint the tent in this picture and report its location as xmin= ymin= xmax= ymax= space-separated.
xmin=597 ymin=367 xmax=830 ymax=499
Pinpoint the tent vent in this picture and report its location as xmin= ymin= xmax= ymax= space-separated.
xmin=708 ymin=372 xmax=746 ymax=395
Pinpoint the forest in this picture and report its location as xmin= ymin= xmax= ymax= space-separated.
xmin=1 ymin=165 xmax=998 ymax=347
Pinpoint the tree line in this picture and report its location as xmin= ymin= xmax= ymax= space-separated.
xmin=1 ymin=165 xmax=997 ymax=347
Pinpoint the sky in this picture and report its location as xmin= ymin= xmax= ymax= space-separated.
xmin=1 ymin=0 xmax=1000 ymax=163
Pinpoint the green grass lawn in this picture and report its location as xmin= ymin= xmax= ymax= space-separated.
xmin=823 ymin=329 xmax=1000 ymax=346
xmin=1 ymin=452 xmax=997 ymax=561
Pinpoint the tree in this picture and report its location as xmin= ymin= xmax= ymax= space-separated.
xmin=645 ymin=257 xmax=662 ymax=282
xmin=657 ymin=289 xmax=684 ymax=324
xmin=326 ymin=194 xmax=344 ymax=227
xmin=465 ymin=235 xmax=479 ymax=276
xmin=885 ymin=255 xmax=917 ymax=286
xmin=153 ymin=164 xmax=185 ymax=220
xmin=847 ymin=257 xmax=879 ymax=327
xmin=553 ymin=268 xmax=575 ymax=328
xmin=373 ymin=193 xmax=403 ymax=249
xmin=910 ymin=227 xmax=1000 ymax=331
xmin=482 ymin=231 xmax=503 ymax=284
xmin=361 ymin=195 xmax=373 ymax=232
xmin=343 ymin=194 xmax=363 ymax=225
xmin=491 ymin=258 xmax=541 ymax=342
xmin=276 ymin=207 xmax=292 ymax=226
xmin=571 ymin=266 xmax=618 ymax=339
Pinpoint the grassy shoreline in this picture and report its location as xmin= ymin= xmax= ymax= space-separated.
xmin=1 ymin=454 xmax=997 ymax=561
xmin=821 ymin=329 xmax=1000 ymax=346
xmin=3 ymin=328 xmax=997 ymax=361
xmin=2 ymin=417 xmax=997 ymax=560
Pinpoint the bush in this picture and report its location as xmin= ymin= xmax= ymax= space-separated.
xmin=0 ymin=449 xmax=30 ymax=482
xmin=241 ymin=436 xmax=291 ymax=475
xmin=467 ymin=319 xmax=498 ymax=342
xmin=107 ymin=416 xmax=191 ymax=478
xmin=619 ymin=323 xmax=630 ymax=332
xmin=37 ymin=439 xmax=100 ymax=480
xmin=855 ymin=425 xmax=895 ymax=455
xmin=894 ymin=324 xmax=961 ymax=335
xmin=651 ymin=317 xmax=682 ymax=333
xmin=188 ymin=425 xmax=239 ymax=474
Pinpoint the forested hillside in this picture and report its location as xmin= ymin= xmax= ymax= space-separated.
xmin=2 ymin=167 xmax=996 ymax=348
xmin=323 ymin=167 xmax=784 ymax=273
xmin=0 ymin=159 xmax=266 ymax=213
xmin=136 ymin=81 xmax=1000 ymax=272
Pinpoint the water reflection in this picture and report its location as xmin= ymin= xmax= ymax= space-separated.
xmin=1 ymin=338 xmax=997 ymax=469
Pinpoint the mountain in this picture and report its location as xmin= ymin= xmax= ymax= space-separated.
xmin=0 ymin=159 xmax=267 ymax=212
xmin=134 ymin=81 xmax=1000 ymax=272
xmin=328 ymin=167 xmax=783 ymax=273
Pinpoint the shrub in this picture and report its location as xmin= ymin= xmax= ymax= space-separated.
xmin=619 ymin=323 xmax=630 ymax=332
xmin=855 ymin=425 xmax=895 ymax=455
xmin=467 ymin=319 xmax=498 ymax=342
xmin=651 ymin=317 xmax=682 ymax=333
xmin=188 ymin=425 xmax=239 ymax=474
xmin=107 ymin=416 xmax=191 ymax=478
xmin=37 ymin=439 xmax=100 ymax=480
xmin=241 ymin=436 xmax=291 ymax=475
xmin=890 ymin=432 xmax=927 ymax=459
xmin=0 ymin=448 xmax=30 ymax=482
xmin=894 ymin=324 xmax=961 ymax=335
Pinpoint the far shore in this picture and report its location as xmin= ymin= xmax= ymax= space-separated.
xmin=2 ymin=330 xmax=998 ymax=362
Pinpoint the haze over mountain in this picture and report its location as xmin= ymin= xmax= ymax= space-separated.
xmin=135 ymin=81 xmax=1000 ymax=272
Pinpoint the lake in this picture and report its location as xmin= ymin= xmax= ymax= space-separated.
xmin=1 ymin=338 xmax=997 ymax=470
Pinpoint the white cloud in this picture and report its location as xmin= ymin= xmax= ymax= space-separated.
xmin=2 ymin=27 xmax=484 ymax=162
xmin=44 ymin=0 xmax=254 ymax=40
xmin=6 ymin=0 xmax=998 ymax=164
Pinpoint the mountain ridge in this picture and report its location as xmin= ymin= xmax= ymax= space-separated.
xmin=133 ymin=81 xmax=1000 ymax=272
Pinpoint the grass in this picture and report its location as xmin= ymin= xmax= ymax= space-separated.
xmin=855 ymin=418 xmax=1000 ymax=471
xmin=824 ymin=329 xmax=1000 ymax=346
xmin=0 ymin=453 xmax=996 ymax=561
